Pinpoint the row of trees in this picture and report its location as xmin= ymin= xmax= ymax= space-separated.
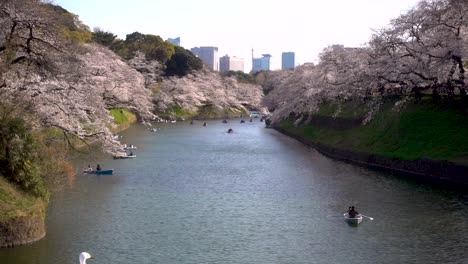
xmin=263 ymin=0 xmax=467 ymax=124
xmin=93 ymin=29 xmax=203 ymax=76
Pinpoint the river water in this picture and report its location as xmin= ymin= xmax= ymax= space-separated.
xmin=1 ymin=119 xmax=467 ymax=264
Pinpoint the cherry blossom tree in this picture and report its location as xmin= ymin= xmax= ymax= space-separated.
xmin=0 ymin=0 xmax=155 ymax=156
xmin=263 ymin=0 xmax=467 ymax=126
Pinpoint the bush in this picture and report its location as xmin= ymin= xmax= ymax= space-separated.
xmin=0 ymin=112 xmax=48 ymax=199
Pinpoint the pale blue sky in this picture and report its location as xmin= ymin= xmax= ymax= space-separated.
xmin=54 ymin=0 xmax=421 ymax=72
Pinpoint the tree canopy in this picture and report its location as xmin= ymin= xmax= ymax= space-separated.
xmin=221 ymin=71 xmax=255 ymax=84
xmin=109 ymin=31 xmax=175 ymax=64
xmin=165 ymin=46 xmax=203 ymax=76
xmin=92 ymin=27 xmax=117 ymax=47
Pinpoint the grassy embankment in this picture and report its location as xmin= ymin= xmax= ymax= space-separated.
xmin=277 ymin=97 xmax=468 ymax=165
xmin=0 ymin=177 xmax=46 ymax=222
xmin=109 ymin=109 xmax=137 ymax=132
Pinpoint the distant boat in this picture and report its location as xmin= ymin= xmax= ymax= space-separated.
xmin=113 ymin=135 xmax=122 ymax=140
xmin=177 ymin=117 xmax=185 ymax=121
xmin=114 ymin=155 xmax=136 ymax=159
xmin=249 ymin=111 xmax=262 ymax=118
xmin=83 ymin=169 xmax=113 ymax=175
xmin=123 ymin=146 xmax=137 ymax=150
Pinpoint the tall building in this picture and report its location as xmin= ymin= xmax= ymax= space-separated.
xmin=282 ymin=52 xmax=295 ymax=70
xmin=219 ymin=55 xmax=244 ymax=73
xmin=167 ymin=37 xmax=180 ymax=46
xmin=252 ymin=53 xmax=271 ymax=72
xmin=191 ymin=46 xmax=219 ymax=71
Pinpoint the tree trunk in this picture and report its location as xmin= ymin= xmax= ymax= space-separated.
xmin=432 ymin=86 xmax=440 ymax=103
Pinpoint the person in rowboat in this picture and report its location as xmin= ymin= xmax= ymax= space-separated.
xmin=96 ymin=164 xmax=101 ymax=171
xmin=348 ymin=206 xmax=359 ymax=218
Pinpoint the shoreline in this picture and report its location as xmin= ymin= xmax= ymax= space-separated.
xmin=274 ymin=126 xmax=468 ymax=190
xmin=0 ymin=115 xmax=138 ymax=248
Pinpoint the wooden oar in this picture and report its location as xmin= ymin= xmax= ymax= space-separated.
xmin=360 ymin=214 xmax=374 ymax=220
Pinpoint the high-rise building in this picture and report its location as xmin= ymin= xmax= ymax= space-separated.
xmin=167 ymin=37 xmax=180 ymax=46
xmin=219 ymin=55 xmax=244 ymax=73
xmin=252 ymin=53 xmax=271 ymax=72
xmin=191 ymin=46 xmax=219 ymax=71
xmin=282 ymin=52 xmax=295 ymax=70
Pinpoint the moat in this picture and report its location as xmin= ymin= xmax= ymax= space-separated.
xmin=1 ymin=120 xmax=467 ymax=264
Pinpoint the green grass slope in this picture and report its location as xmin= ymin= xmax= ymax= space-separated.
xmin=0 ymin=177 xmax=45 ymax=222
xmin=277 ymin=99 xmax=468 ymax=164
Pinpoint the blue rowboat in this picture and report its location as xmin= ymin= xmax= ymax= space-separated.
xmin=83 ymin=169 xmax=113 ymax=175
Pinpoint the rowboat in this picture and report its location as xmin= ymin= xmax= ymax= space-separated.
xmin=344 ymin=213 xmax=363 ymax=225
xmin=83 ymin=169 xmax=113 ymax=175
xmin=123 ymin=146 xmax=137 ymax=150
xmin=114 ymin=155 xmax=136 ymax=159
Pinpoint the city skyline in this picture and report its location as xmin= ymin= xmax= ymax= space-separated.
xmin=54 ymin=0 xmax=422 ymax=72
xmin=219 ymin=55 xmax=244 ymax=73
xmin=191 ymin=46 xmax=219 ymax=71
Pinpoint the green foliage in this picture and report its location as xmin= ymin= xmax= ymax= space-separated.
xmin=221 ymin=71 xmax=255 ymax=84
xmin=0 ymin=106 xmax=48 ymax=200
xmin=160 ymin=105 xmax=196 ymax=119
xmin=110 ymin=39 xmax=129 ymax=58
xmin=110 ymin=32 xmax=175 ymax=63
xmin=49 ymin=4 xmax=92 ymax=44
xmin=277 ymin=98 xmax=468 ymax=163
xmin=110 ymin=109 xmax=137 ymax=131
xmin=63 ymin=29 xmax=92 ymax=44
xmin=317 ymin=99 xmax=370 ymax=119
xmin=0 ymin=177 xmax=45 ymax=222
xmin=165 ymin=46 xmax=203 ymax=76
xmin=92 ymin=29 xmax=117 ymax=47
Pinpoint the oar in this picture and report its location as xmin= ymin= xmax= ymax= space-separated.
xmin=360 ymin=214 xmax=374 ymax=220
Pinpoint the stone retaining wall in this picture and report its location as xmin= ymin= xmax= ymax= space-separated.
xmin=275 ymin=126 xmax=468 ymax=189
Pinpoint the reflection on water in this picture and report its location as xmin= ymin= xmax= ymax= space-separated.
xmin=1 ymin=120 xmax=467 ymax=264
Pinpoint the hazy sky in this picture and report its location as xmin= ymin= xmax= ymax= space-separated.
xmin=54 ymin=0 xmax=421 ymax=72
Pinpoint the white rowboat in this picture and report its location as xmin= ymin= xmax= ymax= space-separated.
xmin=123 ymin=146 xmax=137 ymax=150
xmin=344 ymin=213 xmax=363 ymax=225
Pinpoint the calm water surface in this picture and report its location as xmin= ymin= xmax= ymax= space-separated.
xmin=1 ymin=119 xmax=467 ymax=264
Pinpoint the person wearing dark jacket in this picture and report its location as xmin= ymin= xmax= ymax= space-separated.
xmin=348 ymin=206 xmax=359 ymax=218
